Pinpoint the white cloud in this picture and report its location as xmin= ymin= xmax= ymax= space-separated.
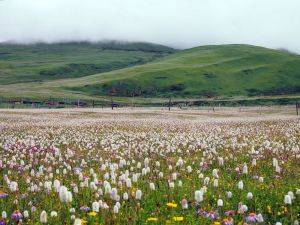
xmin=0 ymin=0 xmax=300 ymax=52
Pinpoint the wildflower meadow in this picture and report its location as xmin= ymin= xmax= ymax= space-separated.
xmin=0 ymin=108 xmax=299 ymax=224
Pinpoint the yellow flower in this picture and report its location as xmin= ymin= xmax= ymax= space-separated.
xmin=166 ymin=203 xmax=177 ymax=208
xmin=173 ymin=216 xmax=184 ymax=221
xmin=81 ymin=219 xmax=88 ymax=224
xmin=147 ymin=217 xmax=158 ymax=221
xmin=88 ymin=212 xmax=97 ymax=217
xmin=213 ymin=222 xmax=221 ymax=225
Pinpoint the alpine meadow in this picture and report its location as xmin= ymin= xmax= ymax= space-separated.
xmin=0 ymin=0 xmax=300 ymax=225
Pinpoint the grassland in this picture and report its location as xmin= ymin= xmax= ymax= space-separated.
xmin=0 ymin=43 xmax=299 ymax=105
xmin=0 ymin=41 xmax=174 ymax=84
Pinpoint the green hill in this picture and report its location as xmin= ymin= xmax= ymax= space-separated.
xmin=67 ymin=44 xmax=300 ymax=98
xmin=0 ymin=41 xmax=175 ymax=84
xmin=0 ymin=43 xmax=299 ymax=104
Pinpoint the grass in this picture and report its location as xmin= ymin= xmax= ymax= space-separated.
xmin=0 ymin=43 xmax=299 ymax=104
xmin=0 ymin=41 xmax=174 ymax=84
xmin=69 ymin=44 xmax=300 ymax=98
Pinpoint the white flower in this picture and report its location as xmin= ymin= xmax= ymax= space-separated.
xmin=169 ymin=182 xmax=174 ymax=188
xmin=159 ymin=172 xmax=163 ymax=178
xmin=213 ymin=179 xmax=218 ymax=187
xmin=132 ymin=174 xmax=138 ymax=183
xmin=172 ymin=173 xmax=177 ymax=180
xmin=204 ymin=177 xmax=210 ymax=185
xmin=288 ymin=191 xmax=295 ymax=200
xmin=54 ymin=180 xmax=60 ymax=192
xmin=67 ymin=191 xmax=73 ymax=203
xmin=243 ymin=163 xmax=248 ymax=174
xmin=195 ymin=190 xmax=203 ymax=203
xmin=247 ymin=192 xmax=253 ymax=200
xmin=126 ymin=178 xmax=132 ymax=188
xmin=135 ymin=190 xmax=142 ymax=200
xmin=217 ymin=199 xmax=223 ymax=207
xmin=92 ymin=202 xmax=99 ymax=212
xmin=74 ymin=218 xmax=82 ymax=225
xmin=238 ymin=181 xmax=244 ymax=190
xmin=123 ymin=192 xmax=129 ymax=200
xmin=240 ymin=204 xmax=248 ymax=213
xmin=149 ymin=182 xmax=155 ymax=190
xmin=256 ymin=213 xmax=264 ymax=222
xmin=2 ymin=211 xmax=7 ymax=219
xmin=212 ymin=169 xmax=218 ymax=178
xmin=70 ymin=208 xmax=76 ymax=214
xmin=40 ymin=210 xmax=47 ymax=223
xmin=23 ymin=210 xmax=29 ymax=218
xmin=9 ymin=181 xmax=18 ymax=192
xmin=178 ymin=180 xmax=182 ymax=187
xmin=50 ymin=211 xmax=57 ymax=218
xmin=181 ymin=198 xmax=188 ymax=209
xmin=59 ymin=186 xmax=68 ymax=203
xmin=227 ymin=191 xmax=232 ymax=199
xmin=113 ymin=205 xmax=119 ymax=214
xmin=218 ymin=157 xmax=224 ymax=166
xmin=284 ymin=195 xmax=292 ymax=205
xmin=276 ymin=223 xmax=282 ymax=225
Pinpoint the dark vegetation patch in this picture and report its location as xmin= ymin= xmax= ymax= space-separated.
xmin=154 ymin=76 xmax=167 ymax=79
xmin=246 ymin=86 xmax=300 ymax=96
xmin=203 ymin=73 xmax=217 ymax=78
xmin=39 ymin=60 xmax=149 ymax=78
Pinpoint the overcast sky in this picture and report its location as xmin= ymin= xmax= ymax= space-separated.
xmin=1 ymin=0 xmax=300 ymax=52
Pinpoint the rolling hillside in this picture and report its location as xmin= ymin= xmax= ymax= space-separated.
xmin=0 ymin=43 xmax=299 ymax=104
xmin=68 ymin=44 xmax=300 ymax=98
xmin=0 ymin=41 xmax=175 ymax=84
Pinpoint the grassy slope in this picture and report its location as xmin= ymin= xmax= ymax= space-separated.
xmin=0 ymin=44 xmax=299 ymax=103
xmin=68 ymin=44 xmax=300 ymax=98
xmin=0 ymin=41 xmax=174 ymax=84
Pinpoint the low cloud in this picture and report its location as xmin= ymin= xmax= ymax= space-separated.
xmin=0 ymin=0 xmax=300 ymax=52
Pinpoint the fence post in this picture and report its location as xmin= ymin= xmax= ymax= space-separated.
xmin=296 ymin=100 xmax=299 ymax=116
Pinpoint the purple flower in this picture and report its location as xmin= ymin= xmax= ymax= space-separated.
xmin=11 ymin=210 xmax=22 ymax=220
xmin=73 ymin=167 xmax=82 ymax=172
xmin=225 ymin=210 xmax=235 ymax=217
xmin=0 ymin=193 xmax=8 ymax=198
xmin=206 ymin=211 xmax=217 ymax=219
xmin=246 ymin=213 xmax=257 ymax=222
xmin=21 ymin=193 xmax=29 ymax=198
xmin=196 ymin=209 xmax=207 ymax=216
xmin=0 ymin=219 xmax=7 ymax=225
xmin=80 ymin=205 xmax=90 ymax=211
